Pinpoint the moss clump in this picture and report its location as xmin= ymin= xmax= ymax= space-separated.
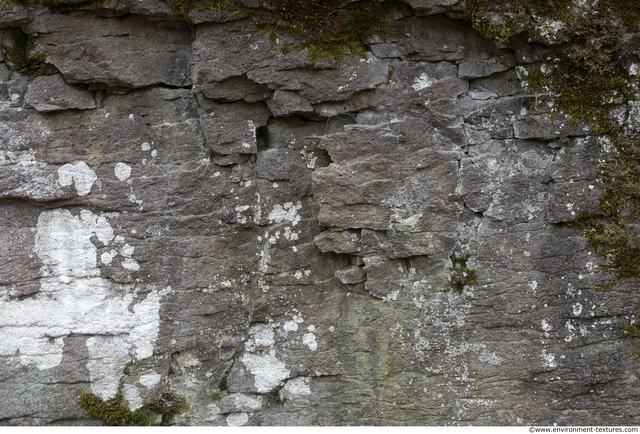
xmin=0 ymin=0 xmax=23 ymax=10
xmin=447 ymin=253 xmax=478 ymax=295
xmin=168 ymin=0 xmax=227 ymax=22
xmin=169 ymin=0 xmax=401 ymax=65
xmin=464 ymin=0 xmax=640 ymax=43
xmin=234 ymin=0 xmax=401 ymax=65
xmin=76 ymin=385 xmax=190 ymax=426
xmin=464 ymin=0 xmax=571 ymax=42
xmin=209 ymin=388 xmax=223 ymax=402
xmin=6 ymin=33 xmax=51 ymax=77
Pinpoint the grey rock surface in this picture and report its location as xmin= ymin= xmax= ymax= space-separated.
xmin=0 ymin=1 xmax=638 ymax=428
xmin=26 ymin=11 xmax=192 ymax=88
xmin=24 ymin=74 xmax=95 ymax=112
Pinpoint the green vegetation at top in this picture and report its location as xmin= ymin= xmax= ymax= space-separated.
xmin=0 ymin=0 xmax=115 ymax=11
xmin=170 ymin=0 xmax=402 ymax=65
xmin=1 ymin=0 xmax=401 ymax=66
xmin=464 ymin=0 xmax=640 ymax=42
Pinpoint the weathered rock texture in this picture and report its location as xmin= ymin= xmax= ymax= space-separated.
xmin=0 ymin=0 xmax=639 ymax=427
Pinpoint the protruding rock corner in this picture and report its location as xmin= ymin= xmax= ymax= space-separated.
xmin=0 ymin=0 xmax=639 ymax=427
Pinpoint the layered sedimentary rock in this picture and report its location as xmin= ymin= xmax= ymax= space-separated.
xmin=0 ymin=0 xmax=639 ymax=426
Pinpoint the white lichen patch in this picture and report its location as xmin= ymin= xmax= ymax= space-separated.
xmin=114 ymin=162 xmax=132 ymax=181
xmin=123 ymin=383 xmax=143 ymax=410
xmin=284 ymin=377 xmax=311 ymax=396
xmin=302 ymin=333 xmax=317 ymax=351
xmin=412 ymin=73 xmax=436 ymax=91
xmin=0 ymin=209 xmax=160 ymax=398
xmin=119 ymin=243 xmax=140 ymax=271
xmin=249 ymin=323 xmax=275 ymax=348
xmin=175 ymin=350 xmax=201 ymax=368
xmin=236 ymin=204 xmax=250 ymax=225
xmin=268 ymin=201 xmax=302 ymax=227
xmin=541 ymin=350 xmax=556 ymax=369
xmin=86 ymin=335 xmax=130 ymax=398
xmin=241 ymin=353 xmax=290 ymax=393
xmin=225 ymin=393 xmax=263 ymax=411
xmin=283 ymin=321 xmax=298 ymax=332
xmin=122 ymin=258 xmax=140 ymax=271
xmin=300 ymin=149 xmax=318 ymax=169
xmin=572 ymin=303 xmax=583 ymax=316
xmin=58 ymin=161 xmax=97 ymax=196
xmin=139 ymin=371 xmax=162 ymax=389
xmin=100 ymin=250 xmax=117 ymax=265
xmin=478 ymin=350 xmax=504 ymax=366
xmin=226 ymin=412 xmax=249 ymax=426
xmin=533 ymin=20 xmax=565 ymax=44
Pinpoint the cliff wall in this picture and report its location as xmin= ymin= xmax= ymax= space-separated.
xmin=0 ymin=0 xmax=638 ymax=426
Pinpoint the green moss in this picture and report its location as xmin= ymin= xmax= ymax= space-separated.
xmin=447 ymin=253 xmax=478 ymax=295
xmin=75 ymin=384 xmax=190 ymax=426
xmin=0 ymin=0 xmax=24 ymax=10
xmin=463 ymin=0 xmax=570 ymax=42
xmin=168 ymin=0 xmax=228 ymax=22
xmin=209 ymin=388 xmax=223 ymax=402
xmin=238 ymin=0 xmax=401 ymax=65
xmin=169 ymin=0 xmax=401 ymax=65
xmin=6 ymin=33 xmax=51 ymax=77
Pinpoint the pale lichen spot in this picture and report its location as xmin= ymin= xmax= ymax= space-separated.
xmin=226 ymin=412 xmax=249 ymax=426
xmin=139 ymin=371 xmax=162 ymax=389
xmin=115 ymin=162 xmax=132 ymax=181
xmin=241 ymin=353 xmax=290 ymax=393
xmin=58 ymin=162 xmax=97 ymax=196
xmin=302 ymin=333 xmax=317 ymax=351
xmin=412 ymin=73 xmax=436 ymax=91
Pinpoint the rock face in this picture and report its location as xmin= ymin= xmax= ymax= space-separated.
xmin=0 ymin=2 xmax=639 ymax=427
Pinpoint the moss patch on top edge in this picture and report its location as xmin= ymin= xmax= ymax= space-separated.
xmin=169 ymin=0 xmax=402 ymax=65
